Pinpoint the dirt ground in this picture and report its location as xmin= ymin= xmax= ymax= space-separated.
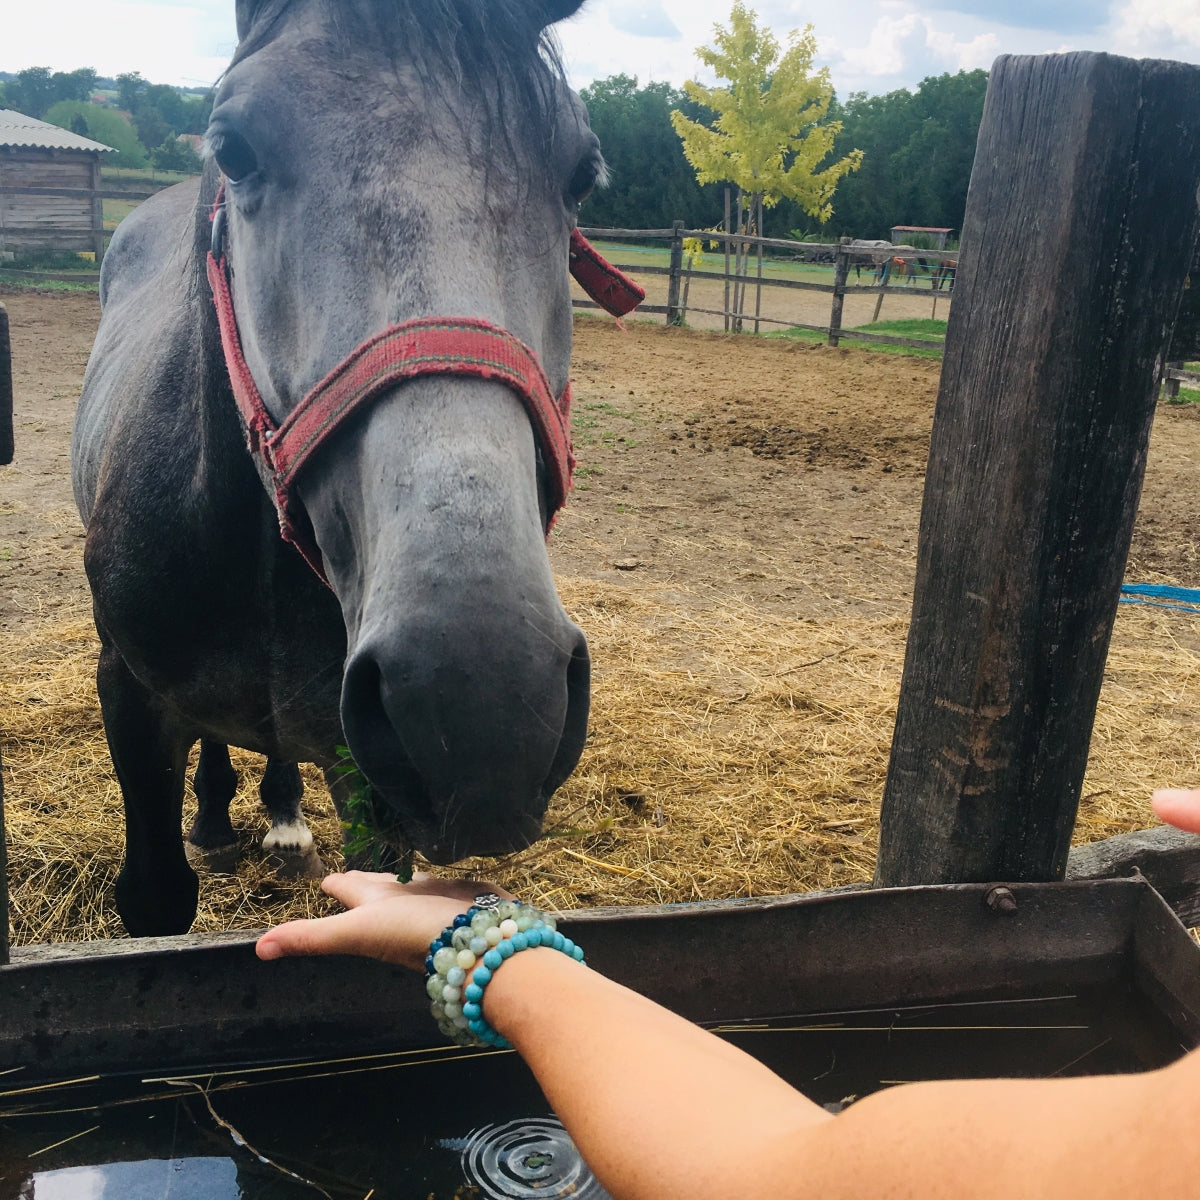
xmin=4 ymin=288 xmax=1200 ymax=937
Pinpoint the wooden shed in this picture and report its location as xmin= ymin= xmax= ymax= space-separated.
xmin=0 ymin=109 xmax=115 ymax=263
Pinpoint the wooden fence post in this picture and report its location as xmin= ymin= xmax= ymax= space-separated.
xmin=0 ymin=303 xmax=12 ymax=466
xmin=666 ymin=221 xmax=685 ymax=325
xmin=875 ymin=52 xmax=1200 ymax=887
xmin=723 ymin=188 xmax=732 ymax=333
xmin=1163 ymin=361 xmax=1183 ymax=401
xmin=0 ymin=301 xmax=9 ymax=962
xmin=828 ymin=238 xmax=850 ymax=346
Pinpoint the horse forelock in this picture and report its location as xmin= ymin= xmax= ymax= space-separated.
xmin=230 ymin=0 xmax=571 ymax=135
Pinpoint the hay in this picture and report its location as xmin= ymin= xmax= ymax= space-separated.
xmin=3 ymin=581 xmax=1199 ymax=944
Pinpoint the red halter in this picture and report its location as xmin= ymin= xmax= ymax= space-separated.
xmin=206 ymin=183 xmax=643 ymax=584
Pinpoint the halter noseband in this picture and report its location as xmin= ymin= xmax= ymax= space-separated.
xmin=206 ymin=182 xmax=643 ymax=584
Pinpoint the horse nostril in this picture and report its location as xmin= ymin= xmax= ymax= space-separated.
xmin=339 ymin=653 xmax=427 ymax=808
xmin=542 ymin=629 xmax=590 ymax=796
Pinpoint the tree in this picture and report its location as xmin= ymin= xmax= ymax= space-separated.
xmin=670 ymin=5 xmax=861 ymax=222
xmin=670 ymin=4 xmax=861 ymax=327
xmin=578 ymin=75 xmax=721 ymax=230
xmin=793 ymin=70 xmax=987 ymax=239
xmin=9 ymin=67 xmax=56 ymax=118
xmin=43 ymin=101 xmax=148 ymax=168
xmin=51 ymin=68 xmax=97 ymax=104
xmin=150 ymin=134 xmax=203 ymax=175
xmin=116 ymin=71 xmax=147 ymax=114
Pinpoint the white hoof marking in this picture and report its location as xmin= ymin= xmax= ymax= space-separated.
xmin=263 ymin=820 xmax=315 ymax=855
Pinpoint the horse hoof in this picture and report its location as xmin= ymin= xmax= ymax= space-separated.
xmin=184 ymin=839 xmax=240 ymax=875
xmin=268 ymin=846 xmax=326 ymax=879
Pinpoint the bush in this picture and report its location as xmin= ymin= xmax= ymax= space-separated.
xmin=150 ymin=134 xmax=202 ymax=175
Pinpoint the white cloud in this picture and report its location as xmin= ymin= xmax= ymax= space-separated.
xmin=835 ymin=11 xmax=998 ymax=80
xmin=1111 ymin=0 xmax=1200 ymax=55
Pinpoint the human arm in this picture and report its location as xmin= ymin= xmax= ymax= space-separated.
xmin=257 ymin=790 xmax=1200 ymax=1200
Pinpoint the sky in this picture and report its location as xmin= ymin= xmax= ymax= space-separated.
xmin=3 ymin=0 xmax=1199 ymax=99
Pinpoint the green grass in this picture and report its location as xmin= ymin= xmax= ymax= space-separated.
xmin=101 ymin=166 xmax=196 ymax=189
xmin=860 ymin=318 xmax=946 ymax=340
xmin=103 ymin=198 xmax=141 ymax=229
xmin=1166 ymin=385 xmax=1200 ymax=405
xmin=766 ymin=317 xmax=946 ymax=360
xmin=0 ymin=273 xmax=99 ymax=292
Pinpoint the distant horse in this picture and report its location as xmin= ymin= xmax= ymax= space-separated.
xmin=72 ymin=0 xmax=631 ymax=935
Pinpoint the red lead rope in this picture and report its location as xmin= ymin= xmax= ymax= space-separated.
xmin=206 ymin=185 xmax=643 ymax=584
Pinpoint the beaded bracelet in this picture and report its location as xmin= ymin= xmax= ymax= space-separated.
xmin=424 ymin=895 xmax=585 ymax=1048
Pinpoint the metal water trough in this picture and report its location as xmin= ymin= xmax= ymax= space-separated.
xmin=2 ymin=876 xmax=1199 ymax=1085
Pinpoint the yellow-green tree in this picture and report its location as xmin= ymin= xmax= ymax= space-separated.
xmin=671 ymin=4 xmax=861 ymax=328
xmin=671 ymin=4 xmax=860 ymax=220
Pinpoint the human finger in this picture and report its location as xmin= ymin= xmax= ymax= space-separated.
xmin=1152 ymin=788 xmax=1200 ymax=834
xmin=321 ymin=870 xmax=409 ymax=908
xmin=256 ymin=907 xmax=396 ymax=962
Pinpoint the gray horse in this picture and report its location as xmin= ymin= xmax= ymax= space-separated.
xmin=71 ymin=0 xmax=605 ymax=936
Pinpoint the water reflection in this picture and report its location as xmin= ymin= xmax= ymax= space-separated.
xmin=27 ymin=1158 xmax=239 ymax=1199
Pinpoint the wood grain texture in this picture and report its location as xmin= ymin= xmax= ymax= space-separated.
xmin=876 ymin=53 xmax=1200 ymax=886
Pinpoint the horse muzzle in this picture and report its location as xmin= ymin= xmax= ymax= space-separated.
xmin=339 ymin=612 xmax=591 ymax=862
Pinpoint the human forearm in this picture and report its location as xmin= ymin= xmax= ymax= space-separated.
xmin=482 ymin=946 xmax=831 ymax=1200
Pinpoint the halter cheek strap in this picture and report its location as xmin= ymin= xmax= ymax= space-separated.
xmin=205 ymin=183 xmax=643 ymax=585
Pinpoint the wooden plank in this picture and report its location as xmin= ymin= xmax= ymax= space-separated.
xmin=572 ymin=299 xmax=669 ymax=315
xmin=1067 ymin=827 xmax=1200 ymax=926
xmin=0 ymin=186 xmax=157 ymax=202
xmin=577 ymin=226 xmax=678 ymax=239
xmin=876 ymin=53 xmax=1200 ymax=887
xmin=0 ymin=227 xmax=114 ymax=240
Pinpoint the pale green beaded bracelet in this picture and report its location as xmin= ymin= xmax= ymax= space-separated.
xmin=424 ymin=895 xmax=585 ymax=1047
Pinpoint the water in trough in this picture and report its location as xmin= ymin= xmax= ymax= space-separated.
xmin=0 ymin=984 xmax=1186 ymax=1199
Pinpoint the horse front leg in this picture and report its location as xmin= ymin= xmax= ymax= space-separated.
xmin=260 ymin=758 xmax=325 ymax=877
xmin=97 ymin=644 xmax=199 ymax=936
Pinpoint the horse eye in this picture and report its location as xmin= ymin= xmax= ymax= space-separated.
xmin=209 ymin=129 xmax=259 ymax=184
xmin=566 ymin=156 xmax=603 ymax=205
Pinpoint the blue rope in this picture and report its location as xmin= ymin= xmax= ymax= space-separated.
xmin=1120 ymin=583 xmax=1200 ymax=613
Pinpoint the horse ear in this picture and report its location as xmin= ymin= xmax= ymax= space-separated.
xmin=533 ymin=0 xmax=586 ymax=29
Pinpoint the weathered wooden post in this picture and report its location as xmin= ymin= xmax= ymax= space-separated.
xmin=0 ymin=303 xmax=12 ymax=465
xmin=876 ymin=53 xmax=1200 ymax=887
xmin=665 ymin=221 xmax=685 ymax=326
xmin=828 ymin=238 xmax=850 ymax=346
xmin=0 ymin=302 xmax=9 ymax=964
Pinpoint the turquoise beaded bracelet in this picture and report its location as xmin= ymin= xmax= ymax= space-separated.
xmin=424 ymin=896 xmax=584 ymax=1048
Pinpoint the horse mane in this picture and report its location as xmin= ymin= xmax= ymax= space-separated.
xmin=231 ymin=0 xmax=570 ymax=132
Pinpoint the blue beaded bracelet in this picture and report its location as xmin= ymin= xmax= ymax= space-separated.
xmin=424 ymin=895 xmax=584 ymax=1048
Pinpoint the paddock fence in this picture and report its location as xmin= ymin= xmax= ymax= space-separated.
xmin=575 ymin=224 xmax=956 ymax=350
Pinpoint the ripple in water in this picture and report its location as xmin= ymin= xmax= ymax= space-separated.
xmin=448 ymin=1117 xmax=611 ymax=1199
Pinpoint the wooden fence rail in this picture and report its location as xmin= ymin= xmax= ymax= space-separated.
xmin=576 ymin=225 xmax=953 ymax=349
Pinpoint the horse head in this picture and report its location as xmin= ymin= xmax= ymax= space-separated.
xmin=208 ymin=0 xmax=598 ymax=861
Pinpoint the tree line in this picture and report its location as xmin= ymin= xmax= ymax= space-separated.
xmin=0 ymin=66 xmax=211 ymax=173
xmin=580 ymin=69 xmax=988 ymax=243
xmin=1 ymin=59 xmax=987 ymax=239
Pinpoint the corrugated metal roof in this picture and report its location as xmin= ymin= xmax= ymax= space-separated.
xmin=0 ymin=109 xmax=116 ymax=153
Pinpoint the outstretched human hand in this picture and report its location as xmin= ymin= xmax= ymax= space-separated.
xmin=255 ymin=871 xmax=515 ymax=972
xmin=1152 ymin=788 xmax=1200 ymax=835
